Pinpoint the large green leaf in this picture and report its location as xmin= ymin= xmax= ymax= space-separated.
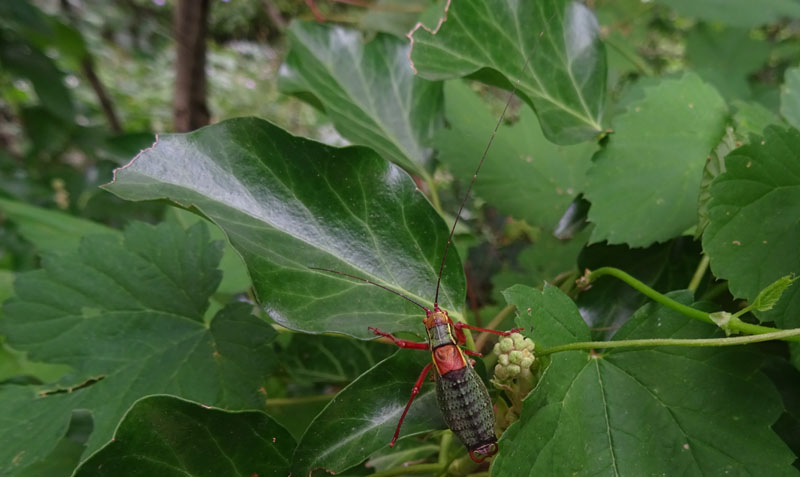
xmin=434 ymin=81 xmax=596 ymax=229
xmin=703 ymin=126 xmax=800 ymax=330
xmin=291 ymin=351 xmax=445 ymax=476
xmin=105 ymin=118 xmax=464 ymax=338
xmin=780 ymin=66 xmax=800 ymax=131
xmin=494 ymin=285 xmax=795 ymax=475
xmin=74 ymin=395 xmax=295 ymax=477
xmin=279 ymin=333 xmax=394 ymax=384
xmin=409 ymin=0 xmax=606 ymax=144
xmin=280 ymin=21 xmax=443 ymax=177
xmin=585 ymin=73 xmax=727 ymax=247
xmin=653 ymin=0 xmax=800 ymax=28
xmin=0 ymin=222 xmax=278 ymax=475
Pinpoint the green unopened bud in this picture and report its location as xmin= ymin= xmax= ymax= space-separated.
xmin=507 ymin=364 xmax=521 ymax=376
xmin=509 ymin=350 xmax=523 ymax=365
xmin=520 ymin=356 xmax=534 ymax=369
xmin=494 ymin=364 xmax=508 ymax=380
xmin=512 ymin=333 xmax=525 ymax=347
xmin=499 ymin=337 xmax=514 ymax=353
xmin=498 ymin=353 xmax=509 ymax=366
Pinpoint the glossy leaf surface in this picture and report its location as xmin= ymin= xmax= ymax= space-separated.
xmin=495 ymin=285 xmax=795 ymax=475
xmin=280 ymin=21 xmax=443 ymax=176
xmin=74 ymin=395 xmax=295 ymax=477
xmin=585 ymin=73 xmax=727 ymax=246
xmin=409 ymin=0 xmax=606 ymax=144
xmin=434 ymin=81 xmax=595 ymax=229
xmin=703 ymin=126 xmax=800 ymax=330
xmin=106 ymin=117 xmax=464 ymax=338
xmin=291 ymin=351 xmax=445 ymax=476
xmin=0 ymin=222 xmax=277 ymax=475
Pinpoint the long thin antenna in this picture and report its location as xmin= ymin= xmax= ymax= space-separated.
xmin=433 ymin=33 xmax=544 ymax=306
xmin=310 ymin=266 xmax=431 ymax=313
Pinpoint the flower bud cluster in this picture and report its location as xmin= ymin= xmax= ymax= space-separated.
xmin=493 ymin=333 xmax=535 ymax=381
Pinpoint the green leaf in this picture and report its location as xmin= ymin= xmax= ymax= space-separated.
xmin=409 ymin=0 xmax=606 ymax=144
xmin=697 ymin=127 xmax=736 ymax=238
xmin=434 ymin=81 xmax=596 ymax=229
xmin=585 ymin=73 xmax=727 ymax=246
xmin=365 ymin=438 xmax=439 ymax=472
xmin=73 ymin=395 xmax=295 ymax=477
xmin=491 ymin=228 xmax=589 ymax=303
xmin=685 ymin=26 xmax=770 ymax=101
xmin=752 ymin=275 xmax=799 ymax=313
xmin=105 ymin=117 xmax=464 ymax=338
xmin=280 ymin=21 xmax=443 ymax=177
xmin=0 ymin=38 xmax=74 ymax=120
xmin=291 ymin=351 xmax=445 ymax=476
xmin=495 ymin=285 xmax=796 ymax=475
xmin=732 ymin=100 xmax=784 ymax=140
xmin=279 ymin=334 xmax=394 ymax=384
xmin=653 ymin=0 xmax=800 ymax=27
xmin=166 ymin=207 xmax=251 ymax=295
xmin=576 ymin=238 xmax=702 ymax=341
xmin=780 ymin=66 xmax=800 ymax=131
xmin=703 ymin=126 xmax=800 ymax=330
xmin=0 ymin=221 xmax=278 ymax=475
xmin=17 ymin=410 xmax=92 ymax=477
xmin=0 ymin=198 xmax=119 ymax=254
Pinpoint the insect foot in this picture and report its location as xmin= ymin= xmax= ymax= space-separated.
xmin=491 ymin=333 xmax=537 ymax=429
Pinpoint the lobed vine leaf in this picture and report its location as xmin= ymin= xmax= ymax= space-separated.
xmin=494 ymin=285 xmax=796 ymax=475
xmin=409 ymin=0 xmax=607 ymax=144
xmin=434 ymin=81 xmax=596 ymax=230
xmin=0 ymin=222 xmax=278 ymax=475
xmin=291 ymin=351 xmax=445 ymax=476
xmin=703 ymin=126 xmax=800 ymax=331
xmin=280 ymin=21 xmax=443 ymax=177
xmin=585 ymin=73 xmax=727 ymax=247
xmin=105 ymin=117 xmax=464 ymax=338
xmin=73 ymin=395 xmax=295 ymax=477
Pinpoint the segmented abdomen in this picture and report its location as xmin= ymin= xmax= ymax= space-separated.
xmin=435 ymin=363 xmax=496 ymax=452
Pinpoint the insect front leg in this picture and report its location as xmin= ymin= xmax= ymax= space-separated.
xmin=369 ymin=326 xmax=429 ymax=350
xmin=390 ymin=362 xmax=434 ymax=447
xmin=453 ymin=322 xmax=523 ymax=345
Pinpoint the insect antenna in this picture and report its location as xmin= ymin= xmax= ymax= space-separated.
xmin=310 ymin=266 xmax=431 ymax=313
xmin=433 ymin=43 xmax=542 ymax=307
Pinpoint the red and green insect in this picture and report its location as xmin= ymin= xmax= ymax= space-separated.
xmin=311 ymin=79 xmax=528 ymax=463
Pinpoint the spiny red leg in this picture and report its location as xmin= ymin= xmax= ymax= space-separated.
xmin=455 ymin=322 xmax=524 ymax=337
xmin=369 ymin=327 xmax=429 ymax=350
xmin=391 ymin=363 xmax=433 ymax=447
xmin=463 ymin=349 xmax=483 ymax=357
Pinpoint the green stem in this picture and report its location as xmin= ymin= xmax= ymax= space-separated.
xmin=438 ymin=430 xmax=452 ymax=468
xmin=687 ymin=254 xmax=710 ymax=293
xmin=422 ymin=172 xmax=443 ymax=215
xmin=602 ymin=34 xmax=655 ymax=76
xmin=367 ymin=463 xmax=445 ymax=477
xmin=587 ymin=267 xmax=712 ymax=323
xmin=538 ymin=328 xmax=800 ymax=355
xmin=586 ymin=267 xmax=800 ymax=342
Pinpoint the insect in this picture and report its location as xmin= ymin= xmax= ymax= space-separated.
xmin=310 ymin=8 xmax=545 ymax=465
xmin=310 ymin=79 xmax=530 ymax=464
